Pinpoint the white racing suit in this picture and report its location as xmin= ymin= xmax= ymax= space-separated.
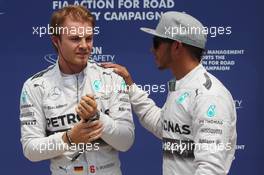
xmin=20 ymin=60 xmax=134 ymax=175
xmin=129 ymin=64 xmax=237 ymax=175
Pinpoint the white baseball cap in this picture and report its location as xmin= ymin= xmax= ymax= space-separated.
xmin=140 ymin=11 xmax=207 ymax=49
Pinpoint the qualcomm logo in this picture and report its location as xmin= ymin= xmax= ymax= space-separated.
xmin=44 ymin=54 xmax=57 ymax=65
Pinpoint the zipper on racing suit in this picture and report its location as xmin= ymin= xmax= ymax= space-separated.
xmin=71 ymin=74 xmax=81 ymax=162
xmin=76 ymin=75 xmax=79 ymax=103
xmin=72 ymin=74 xmax=89 ymax=165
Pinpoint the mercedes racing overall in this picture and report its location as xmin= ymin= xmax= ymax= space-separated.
xmin=20 ymin=60 xmax=134 ymax=175
xmin=129 ymin=64 xmax=237 ymax=175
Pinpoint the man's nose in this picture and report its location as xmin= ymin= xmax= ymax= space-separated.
xmin=79 ymin=38 xmax=88 ymax=49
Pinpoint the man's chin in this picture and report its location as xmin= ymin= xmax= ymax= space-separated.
xmin=76 ymin=56 xmax=88 ymax=63
xmin=73 ymin=58 xmax=88 ymax=68
xmin=155 ymin=60 xmax=166 ymax=70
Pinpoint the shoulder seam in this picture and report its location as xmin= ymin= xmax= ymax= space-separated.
xmin=31 ymin=65 xmax=55 ymax=80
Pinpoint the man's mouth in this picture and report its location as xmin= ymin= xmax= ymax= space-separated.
xmin=76 ymin=53 xmax=89 ymax=58
xmin=76 ymin=52 xmax=88 ymax=55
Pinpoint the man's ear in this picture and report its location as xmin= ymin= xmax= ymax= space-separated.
xmin=170 ymin=41 xmax=179 ymax=55
xmin=171 ymin=41 xmax=182 ymax=51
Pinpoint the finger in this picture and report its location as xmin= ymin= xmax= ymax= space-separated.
xmin=80 ymin=100 xmax=94 ymax=113
xmin=101 ymin=63 xmax=119 ymax=68
xmin=89 ymin=132 xmax=102 ymax=142
xmin=86 ymin=120 xmax=102 ymax=129
xmin=89 ymin=128 xmax=103 ymax=140
xmin=81 ymin=120 xmax=100 ymax=130
xmin=82 ymin=96 xmax=97 ymax=109
xmin=76 ymin=106 xmax=84 ymax=117
xmin=113 ymin=68 xmax=127 ymax=78
xmin=88 ymin=120 xmax=103 ymax=130
xmin=85 ymin=94 xmax=95 ymax=99
xmin=80 ymin=118 xmax=86 ymax=123
xmin=78 ymin=104 xmax=89 ymax=118
xmin=84 ymin=124 xmax=102 ymax=134
xmin=87 ymin=127 xmax=103 ymax=141
xmin=75 ymin=106 xmax=80 ymax=114
xmin=101 ymin=64 xmax=128 ymax=77
xmin=113 ymin=68 xmax=121 ymax=74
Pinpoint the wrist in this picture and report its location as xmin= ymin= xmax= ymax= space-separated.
xmin=64 ymin=130 xmax=73 ymax=146
xmin=125 ymin=75 xmax=133 ymax=86
xmin=86 ymin=110 xmax=100 ymax=123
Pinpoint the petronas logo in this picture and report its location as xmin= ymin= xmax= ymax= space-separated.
xmin=207 ymin=105 xmax=216 ymax=118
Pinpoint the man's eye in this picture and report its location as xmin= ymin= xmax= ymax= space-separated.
xmin=86 ymin=37 xmax=93 ymax=42
xmin=70 ymin=37 xmax=80 ymax=41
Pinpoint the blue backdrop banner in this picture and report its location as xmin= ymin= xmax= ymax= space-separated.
xmin=1 ymin=0 xmax=263 ymax=174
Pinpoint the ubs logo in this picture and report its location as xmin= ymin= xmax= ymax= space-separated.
xmin=48 ymin=87 xmax=62 ymax=100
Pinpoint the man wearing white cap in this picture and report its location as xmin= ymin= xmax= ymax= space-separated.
xmin=103 ymin=11 xmax=237 ymax=175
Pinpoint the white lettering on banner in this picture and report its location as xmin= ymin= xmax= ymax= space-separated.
xmin=104 ymin=11 xmax=163 ymax=21
xmin=118 ymin=0 xmax=140 ymax=8
xmin=91 ymin=12 xmax=101 ymax=21
xmin=207 ymin=50 xmax=245 ymax=55
xmin=89 ymin=46 xmax=115 ymax=63
xmin=143 ymin=0 xmax=175 ymax=8
xmin=90 ymin=55 xmax=115 ymax=63
xmin=234 ymin=100 xmax=243 ymax=109
xmin=53 ymin=1 xmax=69 ymax=9
xmin=202 ymin=49 xmax=245 ymax=72
xmin=92 ymin=47 xmax=102 ymax=55
xmin=53 ymin=0 xmax=115 ymax=10
xmin=79 ymin=0 xmax=114 ymax=9
xmin=52 ymin=0 xmax=176 ymax=21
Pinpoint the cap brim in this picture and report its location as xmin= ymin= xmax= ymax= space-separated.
xmin=140 ymin=27 xmax=166 ymax=38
